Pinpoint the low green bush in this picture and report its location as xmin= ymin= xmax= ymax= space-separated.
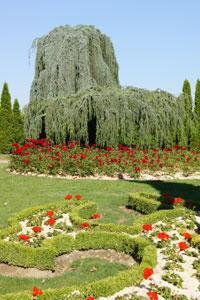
xmin=96 ymin=208 xmax=188 ymax=235
xmin=191 ymin=234 xmax=200 ymax=250
xmin=128 ymin=192 xmax=171 ymax=214
xmin=0 ymin=241 xmax=56 ymax=269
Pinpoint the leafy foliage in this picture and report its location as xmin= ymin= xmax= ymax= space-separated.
xmin=25 ymin=86 xmax=187 ymax=147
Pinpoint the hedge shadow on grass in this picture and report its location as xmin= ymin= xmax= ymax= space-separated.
xmin=130 ymin=180 xmax=200 ymax=210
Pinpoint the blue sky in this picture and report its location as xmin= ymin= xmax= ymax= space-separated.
xmin=0 ymin=0 xmax=200 ymax=107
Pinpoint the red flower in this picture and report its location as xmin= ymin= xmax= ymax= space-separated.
xmin=75 ymin=194 xmax=81 ymax=200
xmin=23 ymin=158 xmax=29 ymax=165
xmin=106 ymin=146 xmax=112 ymax=151
xmin=143 ymin=267 xmax=154 ymax=279
xmin=64 ymin=194 xmax=72 ymax=200
xmin=32 ymin=226 xmax=42 ymax=233
xmin=32 ymin=286 xmax=43 ymax=297
xmin=92 ymin=213 xmax=101 ymax=219
xmin=18 ymin=234 xmax=29 ymax=241
xmin=147 ymin=291 xmax=158 ymax=300
xmin=81 ymin=222 xmax=90 ymax=230
xmin=81 ymin=154 xmax=86 ymax=159
xmin=171 ymin=197 xmax=184 ymax=204
xmin=142 ymin=224 xmax=153 ymax=232
xmin=178 ymin=242 xmax=189 ymax=251
xmin=157 ymin=232 xmax=170 ymax=240
xmin=162 ymin=193 xmax=170 ymax=199
xmin=182 ymin=232 xmax=192 ymax=240
xmin=47 ymin=218 xmax=56 ymax=226
xmin=135 ymin=167 xmax=141 ymax=173
xmin=47 ymin=210 xmax=54 ymax=217
xmin=85 ymin=297 xmax=95 ymax=300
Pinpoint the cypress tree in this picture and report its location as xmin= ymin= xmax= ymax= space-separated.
xmin=182 ymin=79 xmax=193 ymax=146
xmin=194 ymin=79 xmax=200 ymax=118
xmin=12 ymin=98 xmax=24 ymax=144
xmin=0 ymin=83 xmax=13 ymax=153
xmin=191 ymin=79 xmax=200 ymax=147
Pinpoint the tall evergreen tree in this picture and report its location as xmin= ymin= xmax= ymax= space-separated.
xmin=0 ymin=83 xmax=13 ymax=153
xmin=182 ymin=79 xmax=193 ymax=146
xmin=182 ymin=79 xmax=193 ymax=117
xmin=12 ymin=98 xmax=24 ymax=144
xmin=191 ymin=79 xmax=200 ymax=147
xmin=194 ymin=79 xmax=200 ymax=118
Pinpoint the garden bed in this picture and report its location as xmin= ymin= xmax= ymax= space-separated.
xmin=0 ymin=190 xmax=199 ymax=299
xmin=10 ymin=139 xmax=200 ymax=179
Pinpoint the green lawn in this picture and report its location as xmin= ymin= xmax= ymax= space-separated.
xmin=0 ymin=163 xmax=200 ymax=228
xmin=0 ymin=258 xmax=127 ymax=295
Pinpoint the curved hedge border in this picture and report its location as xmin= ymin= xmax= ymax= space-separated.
xmin=0 ymin=199 xmax=189 ymax=299
xmin=0 ymin=201 xmax=97 ymax=269
xmin=1 ymin=233 xmax=156 ymax=300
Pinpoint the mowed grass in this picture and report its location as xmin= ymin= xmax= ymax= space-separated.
xmin=0 ymin=163 xmax=200 ymax=227
xmin=0 ymin=258 xmax=127 ymax=295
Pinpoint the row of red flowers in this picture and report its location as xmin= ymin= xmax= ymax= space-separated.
xmin=10 ymin=139 xmax=200 ymax=178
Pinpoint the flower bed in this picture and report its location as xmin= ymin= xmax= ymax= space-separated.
xmin=10 ymin=139 xmax=200 ymax=178
xmin=0 ymin=192 xmax=199 ymax=300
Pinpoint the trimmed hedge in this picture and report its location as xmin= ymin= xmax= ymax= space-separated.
xmin=1 ymin=232 xmax=157 ymax=300
xmin=96 ymin=208 xmax=188 ymax=235
xmin=0 ymin=197 xmax=191 ymax=299
xmin=0 ymin=241 xmax=56 ymax=269
xmin=192 ymin=234 xmax=200 ymax=250
xmin=128 ymin=192 xmax=171 ymax=214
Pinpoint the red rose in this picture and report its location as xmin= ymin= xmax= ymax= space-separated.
xmin=47 ymin=210 xmax=54 ymax=217
xmin=18 ymin=234 xmax=29 ymax=241
xmin=147 ymin=291 xmax=158 ymax=300
xmin=92 ymin=213 xmax=101 ymax=219
xmin=143 ymin=267 xmax=154 ymax=280
xmin=135 ymin=167 xmax=141 ymax=173
xmin=64 ymin=194 xmax=72 ymax=200
xmin=162 ymin=193 xmax=170 ymax=199
xmin=85 ymin=297 xmax=95 ymax=300
xmin=75 ymin=194 xmax=81 ymax=200
xmin=157 ymin=232 xmax=170 ymax=240
xmin=32 ymin=226 xmax=42 ymax=233
xmin=142 ymin=224 xmax=153 ymax=232
xmin=23 ymin=158 xmax=29 ymax=165
xmin=182 ymin=232 xmax=192 ymax=240
xmin=47 ymin=218 xmax=56 ymax=226
xmin=81 ymin=222 xmax=90 ymax=230
xmin=32 ymin=286 xmax=43 ymax=297
xmin=178 ymin=242 xmax=189 ymax=251
xmin=171 ymin=197 xmax=184 ymax=204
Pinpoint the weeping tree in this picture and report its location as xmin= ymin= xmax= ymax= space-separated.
xmin=12 ymin=98 xmax=25 ymax=144
xmin=25 ymin=86 xmax=186 ymax=148
xmin=26 ymin=25 xmax=187 ymax=148
xmin=0 ymin=83 xmax=13 ymax=153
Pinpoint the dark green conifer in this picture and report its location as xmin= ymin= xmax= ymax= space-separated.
xmin=12 ymin=98 xmax=24 ymax=144
xmin=191 ymin=79 xmax=200 ymax=147
xmin=0 ymin=83 xmax=13 ymax=153
xmin=182 ymin=79 xmax=193 ymax=146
